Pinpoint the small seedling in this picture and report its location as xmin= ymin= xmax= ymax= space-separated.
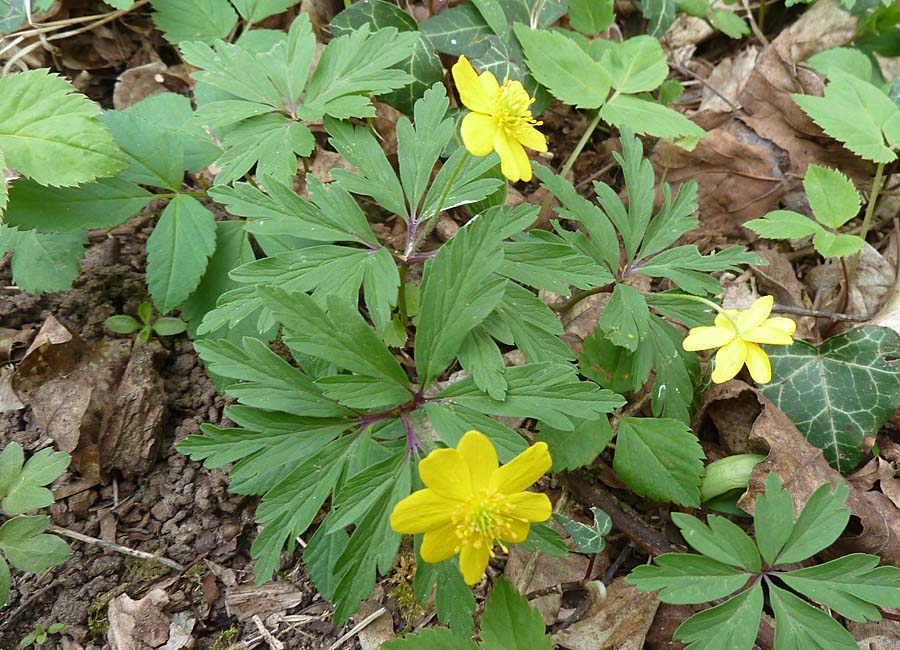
xmin=19 ymin=623 xmax=65 ymax=647
xmin=105 ymin=301 xmax=187 ymax=343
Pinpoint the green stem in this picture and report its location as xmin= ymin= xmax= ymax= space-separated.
xmin=406 ymin=151 xmax=470 ymax=259
xmin=549 ymin=283 xmax=613 ymax=313
xmin=850 ymin=161 xmax=886 ymax=279
xmin=538 ymin=111 xmax=603 ymax=222
xmin=758 ymin=0 xmax=767 ymax=32
xmin=648 ymin=292 xmax=738 ymax=330
xmin=398 ymin=264 xmax=410 ymax=329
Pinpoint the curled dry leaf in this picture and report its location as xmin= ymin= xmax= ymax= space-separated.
xmin=107 ymin=589 xmax=171 ymax=650
xmin=113 ymin=62 xmax=193 ymax=110
xmin=807 ymin=243 xmax=894 ymax=318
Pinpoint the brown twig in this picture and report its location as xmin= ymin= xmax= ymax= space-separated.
xmin=771 ymin=304 xmax=869 ymax=323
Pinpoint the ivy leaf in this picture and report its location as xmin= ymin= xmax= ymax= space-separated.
xmin=0 ymin=444 xmax=70 ymax=516
xmin=600 ymin=94 xmax=706 ymax=141
xmin=480 ymin=576 xmax=553 ymax=650
xmin=768 ymin=584 xmax=858 ymax=650
xmin=0 ymin=226 xmax=87 ymax=294
xmin=381 ymin=628 xmax=478 ymax=650
xmin=536 ymin=417 xmax=613 ymax=472
xmin=640 ymin=0 xmax=677 ymax=37
xmin=553 ymin=507 xmax=612 ymax=554
xmin=673 ymin=584 xmax=764 ymax=650
xmin=420 ymin=3 xmax=493 ymax=57
xmin=759 ymin=326 xmax=900 ymax=472
xmin=0 ymin=515 xmax=71 ymax=573
xmin=0 ymin=69 xmax=124 ymax=187
xmin=627 ymin=554 xmax=752 ymax=604
xmin=518 ymin=523 xmax=569 ymax=557
xmin=793 ymin=70 xmax=900 ymax=163
xmin=613 ymin=417 xmax=705 ymax=506
xmin=569 ymin=0 xmax=615 ymax=34
xmin=514 ymin=24 xmax=611 ymax=109
xmin=146 ymin=194 xmax=216 ymax=313
xmin=151 ymin=0 xmax=238 ymax=44
xmin=803 ymin=164 xmax=861 ymax=229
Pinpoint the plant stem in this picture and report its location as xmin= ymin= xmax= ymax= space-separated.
xmin=539 ymin=111 xmax=603 ymax=223
xmin=549 ymin=283 xmax=614 ymax=313
xmin=398 ymin=264 xmax=409 ymax=328
xmin=648 ymin=292 xmax=739 ymax=329
xmin=850 ymin=161 xmax=886 ymax=279
xmin=405 ymin=151 xmax=470 ymax=259
xmin=758 ymin=0 xmax=767 ymax=31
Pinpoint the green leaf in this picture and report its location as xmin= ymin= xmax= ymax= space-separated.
xmin=423 ymin=403 xmax=527 ymax=463
xmin=659 ymin=79 xmax=685 ymax=105
xmin=0 ymin=515 xmax=71 ymax=573
xmin=514 ymin=24 xmax=611 ymax=109
xmin=673 ymin=584 xmax=764 ymax=650
xmin=331 ymin=0 xmax=417 ymax=33
xmin=518 ymin=522 xmax=569 ymax=557
xmin=151 ymin=0 xmax=238 ymax=44
xmin=99 ymin=110 xmax=185 ymax=190
xmin=671 ymin=512 xmax=760 ymax=572
xmin=553 ymin=507 xmax=611 ymax=554
xmin=0 ymin=443 xmax=24 ymax=504
xmin=758 ymin=326 xmax=900 ymax=472
xmin=769 ymin=583 xmax=857 ymax=650
xmin=415 ymin=217 xmax=507 ymax=387
xmin=627 ymin=553 xmax=751 ymax=604
xmin=569 ymin=0 xmax=614 ymax=34
xmin=230 ymin=0 xmax=296 ymax=22
xmin=459 ymin=328 xmax=507 ymax=400
xmin=780 ymin=554 xmax=900 ymax=622
xmin=803 ymin=164 xmax=861 ymax=229
xmin=0 ymin=69 xmax=124 ymax=187
xmin=744 ymin=210 xmax=823 ymax=240
xmin=146 ymin=194 xmax=217 ymax=313
xmin=152 ymin=318 xmax=187 ymax=336
xmin=793 ymin=71 xmax=900 ymax=163
xmin=437 ymin=363 xmax=625 ymax=431
xmin=420 ymin=3 xmax=492 ymax=57
xmin=4 ymin=178 xmax=153 ymax=232
xmin=480 ymin=576 xmax=552 ymax=650
xmin=647 ymin=315 xmax=698 ymax=424
xmin=808 ymin=47 xmax=874 ymax=82
xmin=641 ymin=0 xmax=677 ymax=37
xmin=710 ymin=9 xmax=749 ymax=38
xmin=105 ymin=315 xmax=141 ymax=335
xmin=0 ymin=556 xmax=8 ymax=609
xmin=0 ymin=0 xmax=54 ymax=33
xmin=598 ymin=283 xmax=650 ymax=351
xmin=812 ymin=231 xmax=865 ymax=258
xmin=536 ymin=417 xmax=613 ymax=472
xmin=0 ymin=227 xmax=87 ymax=294
xmin=499 ymin=235 xmax=614 ymax=295
xmin=215 ymin=115 xmax=313 ymax=185
xmin=382 ymin=628 xmax=479 ymax=650
xmin=381 ymin=34 xmax=444 ymax=116
xmin=777 ymin=480 xmax=850 ymax=564
xmin=580 ymin=331 xmax=652 ymax=393
xmin=637 ymin=245 xmax=762 ymax=295
xmin=613 ymin=417 xmax=704 ymax=506
xmin=414 ymin=552 xmax=477 ymax=636
xmin=305 ymin=526 xmax=349 ymax=601
xmin=600 ymin=94 xmax=706 ymax=141
xmin=0 ymin=446 xmax=69 ymax=516
xmin=753 ymin=472 xmax=794 ymax=567
xmin=603 ymin=36 xmax=669 ymax=94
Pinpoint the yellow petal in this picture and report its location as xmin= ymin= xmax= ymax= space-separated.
xmin=505 ymin=491 xmax=552 ymax=522
xmin=499 ymin=517 xmax=530 ymax=544
xmin=420 ymin=523 xmax=459 ymax=563
xmin=738 ymin=296 xmax=774 ymax=332
xmin=461 ymin=112 xmax=498 ymax=157
xmin=490 ymin=442 xmax=551 ymax=494
xmin=390 ymin=489 xmax=457 ymax=534
xmin=459 ymin=540 xmax=491 ymax=585
xmin=744 ymin=343 xmax=772 ymax=384
xmin=494 ymin=129 xmax=532 ymax=182
xmin=514 ymin=123 xmax=547 ymax=152
xmin=452 ymin=56 xmax=494 ymax=114
xmin=742 ymin=324 xmax=794 ymax=346
xmin=505 ymin=79 xmax=531 ymax=106
xmin=457 ymin=430 xmax=498 ymax=492
xmin=714 ymin=310 xmax=740 ymax=331
xmin=767 ymin=317 xmax=797 ymax=336
xmin=683 ymin=325 xmax=735 ymax=351
xmin=419 ymin=449 xmax=471 ymax=500
xmin=711 ymin=339 xmax=748 ymax=384
xmin=479 ymin=70 xmax=500 ymax=99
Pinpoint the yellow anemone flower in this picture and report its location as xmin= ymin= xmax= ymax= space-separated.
xmin=390 ymin=430 xmax=552 ymax=585
xmin=451 ymin=55 xmax=548 ymax=183
xmin=682 ymin=296 xmax=796 ymax=384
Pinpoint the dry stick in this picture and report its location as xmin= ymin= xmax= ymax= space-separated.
xmin=326 ymin=607 xmax=389 ymax=650
xmin=670 ymin=62 xmax=739 ymax=113
xmin=49 ymin=525 xmax=185 ymax=572
xmin=741 ymin=0 xmax=770 ymax=47
xmin=771 ymin=303 xmax=869 ymax=323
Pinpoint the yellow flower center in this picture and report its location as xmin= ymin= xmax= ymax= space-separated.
xmin=451 ymin=489 xmax=515 ymax=556
xmin=493 ymin=80 xmax=541 ymax=137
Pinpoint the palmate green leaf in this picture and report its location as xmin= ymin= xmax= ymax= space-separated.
xmin=793 ymin=70 xmax=900 ymax=163
xmin=146 ymin=193 xmax=216 ymax=313
xmin=437 ymin=363 xmax=624 ymax=431
xmin=752 ymin=472 xmax=794 ymax=566
xmin=603 ymin=36 xmax=669 ymax=94
xmin=382 ymin=628 xmax=478 ymax=650
xmin=781 ymin=554 xmax=900 ymax=622
xmin=648 ymin=315 xmax=698 ymax=424
xmin=0 ymin=515 xmax=70 ymax=573
xmin=627 ymin=553 xmax=751 ymax=604
xmin=778 ymin=480 xmax=850 ymax=564
xmin=769 ymin=584 xmax=857 ymax=650
xmin=759 ymin=326 xmax=900 ymax=472
xmin=194 ymin=337 xmax=351 ymax=418
xmin=215 ymin=115 xmax=314 ymax=186
xmin=580 ymin=330 xmax=653 ymax=394
xmin=536 ymin=417 xmax=613 ymax=472
xmin=803 ymin=164 xmax=861 ymax=229
xmin=499 ymin=233 xmax=614 ymax=295
xmin=514 ymin=24 xmax=611 ymax=109
xmin=0 ymin=226 xmax=87 ymax=294
xmin=0 ymin=151 xmax=7 ymax=215
xmin=3 ymin=177 xmax=153 ymax=233
xmin=600 ymin=94 xmax=706 ymax=141
xmin=745 ymin=210 xmax=823 ymax=240
xmin=415 ymin=217 xmax=507 ymax=387
xmin=459 ymin=328 xmax=507 ymax=400
xmin=637 ymin=245 xmax=762 ymax=295
xmin=305 ymin=525 xmax=348 ymax=601
xmin=250 ymin=435 xmax=352 ymax=583
xmin=599 ymin=129 xmax=653 ymax=261
xmin=673 ymin=584 xmax=764 ymax=650
xmin=414 ymin=549 xmax=477 ymax=636
xmin=0 ymin=69 xmax=124 ymax=187
xmin=98 ymin=110 xmax=185 ymax=191
xmin=671 ymin=512 xmax=760 ymax=572
xmin=480 ymin=576 xmax=553 ymax=650
xmin=637 ymin=180 xmax=699 ymax=260
xmin=424 ymin=402 xmax=527 ymax=462
xmin=230 ymin=0 xmax=296 ymax=22
xmin=553 ymin=507 xmax=612 ymax=554
xmin=613 ymin=417 xmax=704 ymax=506
xmin=598 ymin=284 xmax=650 ymax=351
xmin=569 ymin=0 xmax=615 ymax=34
xmin=151 ymin=0 xmax=237 ymax=45
xmin=0 ymin=444 xmax=70 ymax=516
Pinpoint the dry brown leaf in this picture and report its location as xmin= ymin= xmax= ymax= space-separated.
xmin=699 ymin=46 xmax=759 ymax=113
xmin=807 ymin=243 xmax=893 ymax=318
xmin=752 ymin=246 xmax=816 ymax=340
xmin=692 ymin=381 xmax=762 ymax=455
xmin=224 ymin=583 xmax=305 ymax=621
xmin=113 ymin=62 xmax=193 ymax=110
xmin=107 ymin=589 xmax=171 ymax=650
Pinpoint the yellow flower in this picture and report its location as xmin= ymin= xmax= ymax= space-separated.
xmin=451 ymin=56 xmax=548 ymax=183
xmin=682 ymin=296 xmax=796 ymax=384
xmin=390 ymin=430 xmax=552 ymax=585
